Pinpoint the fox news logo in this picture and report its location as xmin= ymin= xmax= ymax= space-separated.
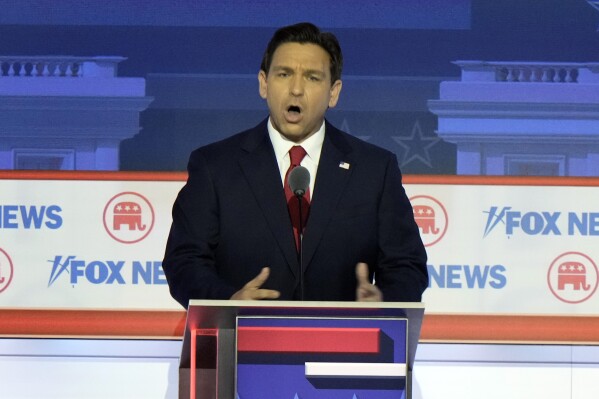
xmin=47 ymin=256 xmax=166 ymax=286
xmin=483 ymin=207 xmax=599 ymax=237
xmin=428 ymin=264 xmax=507 ymax=289
xmin=0 ymin=205 xmax=62 ymax=229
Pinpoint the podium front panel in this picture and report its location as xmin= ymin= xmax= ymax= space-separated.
xmin=236 ymin=316 xmax=408 ymax=398
xmin=180 ymin=300 xmax=424 ymax=399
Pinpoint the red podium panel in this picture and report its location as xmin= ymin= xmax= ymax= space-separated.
xmin=237 ymin=326 xmax=381 ymax=353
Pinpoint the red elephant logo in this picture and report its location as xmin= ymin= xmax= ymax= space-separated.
xmin=0 ymin=248 xmax=14 ymax=293
xmin=103 ymin=192 xmax=155 ymax=244
xmin=408 ymin=195 xmax=448 ymax=247
xmin=413 ymin=205 xmax=440 ymax=234
xmin=548 ymin=252 xmax=598 ymax=304
xmin=113 ymin=201 xmax=146 ymax=231
xmin=558 ymin=261 xmax=591 ymax=291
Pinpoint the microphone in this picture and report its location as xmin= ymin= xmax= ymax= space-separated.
xmin=288 ymin=165 xmax=310 ymax=300
xmin=288 ymin=166 xmax=310 ymax=197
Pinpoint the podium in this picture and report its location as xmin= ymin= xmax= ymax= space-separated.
xmin=179 ymin=300 xmax=424 ymax=399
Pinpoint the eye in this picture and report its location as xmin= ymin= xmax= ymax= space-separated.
xmin=308 ymin=75 xmax=322 ymax=82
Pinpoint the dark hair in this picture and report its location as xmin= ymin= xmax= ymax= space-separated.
xmin=260 ymin=22 xmax=343 ymax=84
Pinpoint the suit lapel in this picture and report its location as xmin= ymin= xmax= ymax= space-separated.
xmin=238 ymin=123 xmax=299 ymax=276
xmin=302 ymin=123 xmax=354 ymax=271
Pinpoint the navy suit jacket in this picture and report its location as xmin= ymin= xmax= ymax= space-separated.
xmin=163 ymin=119 xmax=428 ymax=307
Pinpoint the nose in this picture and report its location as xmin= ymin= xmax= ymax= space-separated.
xmin=289 ymin=75 xmax=304 ymax=96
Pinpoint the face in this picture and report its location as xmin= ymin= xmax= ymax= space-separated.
xmin=258 ymin=42 xmax=342 ymax=143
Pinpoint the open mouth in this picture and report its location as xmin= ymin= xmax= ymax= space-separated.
xmin=288 ymin=105 xmax=301 ymax=115
xmin=285 ymin=105 xmax=303 ymax=123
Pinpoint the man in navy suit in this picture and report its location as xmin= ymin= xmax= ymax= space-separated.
xmin=163 ymin=22 xmax=428 ymax=307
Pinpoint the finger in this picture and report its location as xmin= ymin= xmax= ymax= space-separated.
xmin=253 ymin=289 xmax=281 ymax=300
xmin=245 ymin=267 xmax=270 ymax=289
xmin=355 ymin=262 xmax=370 ymax=284
xmin=357 ymin=285 xmax=373 ymax=298
xmin=357 ymin=284 xmax=382 ymax=302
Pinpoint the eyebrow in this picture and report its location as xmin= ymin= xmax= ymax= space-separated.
xmin=304 ymin=69 xmax=326 ymax=77
xmin=271 ymin=65 xmax=326 ymax=77
xmin=270 ymin=66 xmax=293 ymax=73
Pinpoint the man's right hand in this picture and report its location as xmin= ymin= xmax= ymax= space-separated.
xmin=230 ymin=267 xmax=281 ymax=300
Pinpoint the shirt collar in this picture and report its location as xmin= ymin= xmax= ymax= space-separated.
xmin=267 ymin=118 xmax=325 ymax=163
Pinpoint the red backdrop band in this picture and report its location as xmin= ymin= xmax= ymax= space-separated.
xmin=1 ymin=310 xmax=599 ymax=344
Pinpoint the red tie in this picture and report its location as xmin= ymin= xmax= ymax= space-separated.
xmin=284 ymin=146 xmax=310 ymax=251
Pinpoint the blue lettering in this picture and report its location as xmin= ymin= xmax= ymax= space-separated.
xmin=153 ymin=262 xmax=167 ymax=285
xmin=505 ymin=210 xmax=564 ymax=236
xmin=569 ymin=212 xmax=599 ymax=236
xmin=86 ymin=261 xmax=108 ymax=284
xmin=70 ymin=260 xmax=86 ymax=284
xmin=521 ymin=212 xmax=543 ymax=235
xmin=50 ymin=258 xmax=182 ymax=285
xmin=2 ymin=205 xmax=19 ymax=228
xmin=0 ymin=204 xmax=62 ymax=229
xmin=427 ymin=264 xmax=445 ymax=288
xmin=20 ymin=206 xmax=45 ymax=229
xmin=106 ymin=261 xmax=125 ymax=284
xmin=132 ymin=261 xmax=152 ymax=284
xmin=592 ymin=213 xmax=599 ymax=235
xmin=131 ymin=261 xmax=167 ymax=284
xmin=541 ymin=212 xmax=561 ymax=235
xmin=506 ymin=212 xmax=521 ymax=234
xmin=427 ymin=264 xmax=507 ymax=289
xmin=569 ymin=212 xmax=586 ymax=235
xmin=446 ymin=265 xmax=462 ymax=288
xmin=463 ymin=265 xmax=489 ymax=288
xmin=489 ymin=265 xmax=507 ymax=288
xmin=45 ymin=205 xmax=63 ymax=229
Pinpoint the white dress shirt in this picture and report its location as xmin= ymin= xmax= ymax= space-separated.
xmin=267 ymin=118 xmax=324 ymax=196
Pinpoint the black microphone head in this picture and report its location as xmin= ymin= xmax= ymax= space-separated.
xmin=288 ymin=166 xmax=310 ymax=197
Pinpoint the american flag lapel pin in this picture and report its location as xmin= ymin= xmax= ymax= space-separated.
xmin=339 ymin=161 xmax=350 ymax=170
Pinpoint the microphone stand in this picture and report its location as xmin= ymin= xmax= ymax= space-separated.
xmin=297 ymin=193 xmax=304 ymax=301
xmin=288 ymin=165 xmax=310 ymax=301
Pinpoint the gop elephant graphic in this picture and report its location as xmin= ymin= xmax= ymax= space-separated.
xmin=558 ymin=261 xmax=591 ymax=291
xmin=113 ymin=201 xmax=146 ymax=231
xmin=413 ymin=205 xmax=440 ymax=234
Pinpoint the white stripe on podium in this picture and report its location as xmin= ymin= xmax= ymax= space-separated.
xmin=305 ymin=362 xmax=407 ymax=378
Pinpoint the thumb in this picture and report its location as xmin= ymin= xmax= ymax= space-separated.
xmin=355 ymin=262 xmax=370 ymax=284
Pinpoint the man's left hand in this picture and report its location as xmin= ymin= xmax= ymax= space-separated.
xmin=355 ymin=262 xmax=383 ymax=302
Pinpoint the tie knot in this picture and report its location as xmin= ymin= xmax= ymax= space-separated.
xmin=289 ymin=146 xmax=307 ymax=167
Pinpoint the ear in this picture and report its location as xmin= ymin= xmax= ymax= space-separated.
xmin=328 ymin=79 xmax=342 ymax=108
xmin=258 ymin=70 xmax=268 ymax=99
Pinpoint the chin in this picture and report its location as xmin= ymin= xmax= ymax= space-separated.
xmin=280 ymin=128 xmax=306 ymax=140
